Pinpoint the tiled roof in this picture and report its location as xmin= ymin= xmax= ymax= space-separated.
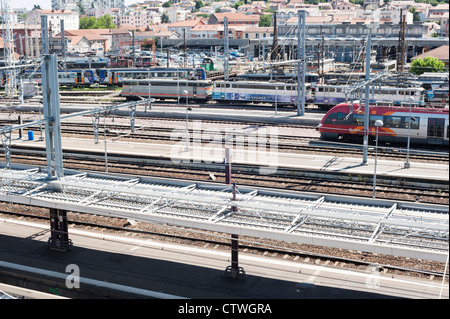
xmin=411 ymin=45 xmax=449 ymax=61
xmin=212 ymin=12 xmax=260 ymax=21
xmin=168 ymin=19 xmax=205 ymax=27
xmin=37 ymin=9 xmax=76 ymax=14
xmin=191 ymin=24 xmax=221 ymax=31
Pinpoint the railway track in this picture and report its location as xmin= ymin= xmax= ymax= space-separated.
xmin=6 ymin=149 xmax=449 ymax=205
xmin=3 ymin=119 xmax=448 ymax=164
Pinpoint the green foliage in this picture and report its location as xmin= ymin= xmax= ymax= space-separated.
xmin=80 ymin=15 xmax=117 ymax=29
xmin=162 ymin=1 xmax=173 ymax=8
xmin=259 ymin=14 xmax=271 ymax=27
xmin=409 ymin=57 xmax=445 ymax=75
xmin=408 ymin=7 xmax=421 ymax=21
xmin=195 ymin=1 xmax=204 ymax=10
xmin=77 ymin=1 xmax=85 ymax=15
xmin=161 ymin=13 xmax=170 ymax=23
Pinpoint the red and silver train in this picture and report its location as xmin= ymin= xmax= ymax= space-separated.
xmin=317 ymin=102 xmax=449 ymax=146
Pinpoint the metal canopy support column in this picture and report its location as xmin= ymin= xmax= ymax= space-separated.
xmin=41 ymin=16 xmax=64 ymax=180
xmin=48 ymin=208 xmax=72 ymax=251
xmin=223 ymin=148 xmax=246 ymax=280
xmin=225 ymin=148 xmax=231 ymax=184
xmin=223 ymin=234 xmax=246 ymax=280
xmin=1 ymin=129 xmax=11 ymax=169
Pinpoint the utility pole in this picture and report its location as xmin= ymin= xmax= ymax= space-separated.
xmin=61 ymin=19 xmax=67 ymax=69
xmin=297 ymin=10 xmax=306 ymax=116
xmin=224 ymin=17 xmax=229 ymax=81
xmin=132 ymin=30 xmax=136 ymax=67
xmin=184 ymin=29 xmax=187 ymax=68
xmin=271 ymin=13 xmax=278 ymax=61
xmin=41 ymin=15 xmax=64 ymax=179
xmin=397 ymin=9 xmax=406 ymax=73
xmin=1 ymin=0 xmax=16 ymax=98
xmin=362 ymin=34 xmax=371 ymax=165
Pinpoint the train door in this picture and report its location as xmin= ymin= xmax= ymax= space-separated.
xmin=427 ymin=118 xmax=445 ymax=144
xmin=192 ymin=83 xmax=197 ymax=98
xmin=76 ymin=72 xmax=83 ymax=85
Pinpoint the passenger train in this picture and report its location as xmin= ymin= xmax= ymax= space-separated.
xmin=314 ymin=84 xmax=425 ymax=109
xmin=120 ymin=78 xmax=213 ymax=101
xmin=65 ymin=57 xmax=110 ymax=69
xmin=21 ymin=69 xmax=97 ymax=86
xmin=317 ymin=102 xmax=449 ymax=146
xmin=212 ymin=80 xmax=312 ymax=105
xmin=97 ymin=67 xmax=207 ymax=85
xmin=236 ymin=72 xmax=319 ymax=88
xmin=417 ymin=72 xmax=449 ymax=91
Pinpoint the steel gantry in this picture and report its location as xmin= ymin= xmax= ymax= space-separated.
xmin=0 ymin=167 xmax=448 ymax=262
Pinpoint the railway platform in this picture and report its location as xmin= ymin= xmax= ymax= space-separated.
xmin=10 ymin=136 xmax=449 ymax=183
xmin=11 ymin=104 xmax=324 ymax=126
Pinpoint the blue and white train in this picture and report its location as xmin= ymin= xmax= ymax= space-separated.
xmin=212 ymin=81 xmax=312 ymax=105
xmin=21 ymin=69 xmax=97 ymax=86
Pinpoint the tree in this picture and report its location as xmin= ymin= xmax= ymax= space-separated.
xmin=77 ymin=1 xmax=86 ymax=15
xmin=259 ymin=14 xmax=271 ymax=27
xmin=80 ymin=15 xmax=117 ymax=29
xmin=96 ymin=15 xmax=116 ymax=28
xmin=408 ymin=7 xmax=420 ymax=22
xmin=409 ymin=57 xmax=445 ymax=75
xmin=195 ymin=1 xmax=204 ymax=10
xmin=161 ymin=13 xmax=170 ymax=24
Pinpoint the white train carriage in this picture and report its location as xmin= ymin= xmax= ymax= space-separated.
xmin=212 ymin=81 xmax=312 ymax=106
xmin=98 ymin=67 xmax=207 ymax=85
xmin=314 ymin=84 xmax=425 ymax=109
xmin=120 ymin=78 xmax=213 ymax=101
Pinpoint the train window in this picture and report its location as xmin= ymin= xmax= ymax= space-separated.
xmin=405 ymin=117 xmax=420 ymax=129
xmin=369 ymin=115 xmax=383 ymax=126
xmin=353 ymin=114 xmax=364 ymax=125
xmin=385 ymin=116 xmax=402 ymax=128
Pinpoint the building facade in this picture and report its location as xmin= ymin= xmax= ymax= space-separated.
xmin=26 ymin=9 xmax=79 ymax=35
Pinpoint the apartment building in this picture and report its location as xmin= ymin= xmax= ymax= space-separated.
xmin=119 ymin=10 xmax=161 ymax=29
xmin=52 ymin=0 xmax=125 ymax=11
xmin=26 ymin=9 xmax=79 ymax=35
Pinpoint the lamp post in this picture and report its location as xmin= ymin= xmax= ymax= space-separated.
xmin=373 ymin=119 xmax=383 ymax=198
xmin=404 ymin=98 xmax=415 ymax=169
xmin=146 ymin=81 xmax=151 ymax=112
xmin=184 ymin=90 xmax=192 ymax=152
xmin=275 ymin=87 xmax=278 ymax=115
